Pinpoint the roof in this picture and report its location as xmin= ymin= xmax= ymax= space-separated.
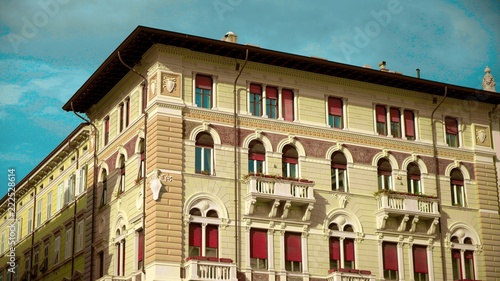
xmin=63 ymin=25 xmax=500 ymax=113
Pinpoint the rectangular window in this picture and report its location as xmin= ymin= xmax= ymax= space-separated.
xmin=285 ymin=232 xmax=302 ymax=272
xmin=205 ymin=225 xmax=218 ymax=257
xmin=390 ymin=107 xmax=401 ymax=138
xmin=36 ymin=199 xmax=43 ymax=227
xmin=27 ymin=207 xmax=33 ymax=234
xmin=195 ymin=75 xmax=212 ymax=108
xmin=376 ymin=105 xmax=387 ymax=135
xmin=328 ymin=97 xmax=343 ymax=129
xmin=250 ymin=229 xmax=267 ymax=269
xmin=57 ymin=182 xmax=64 ymax=211
xmin=16 ymin=218 xmax=22 ymax=241
xmin=445 ymin=117 xmax=459 ymax=147
xmin=98 ymin=251 xmax=104 ymax=278
xmin=189 ymin=223 xmax=202 ymax=257
xmin=66 ymin=174 xmax=75 ymax=205
xmin=452 ymin=249 xmax=461 ymax=280
xmin=104 ymin=116 xmax=110 ymax=145
xmin=344 ymin=238 xmax=355 ymax=269
xmin=33 ymin=250 xmax=39 ymax=277
xmin=65 ymin=228 xmax=73 ymax=259
xmin=282 ymin=89 xmax=294 ymax=122
xmin=195 ymin=147 xmax=212 ymax=175
xmin=282 ymin=161 xmax=298 ymax=178
xmin=464 ymin=250 xmax=474 ymax=279
xmin=413 ymin=245 xmax=428 ymax=281
xmin=404 ymin=110 xmax=415 ymax=140
xmin=125 ymin=98 xmax=130 ymax=127
xmin=249 ymin=84 xmax=262 ymax=117
xmin=76 ymin=220 xmax=84 ymax=252
xmin=47 ymin=191 xmax=52 ymax=219
xmin=76 ymin=166 xmax=86 ymax=196
xmin=383 ymin=242 xmax=398 ymax=280
xmin=329 ymin=237 xmax=340 ymax=269
xmin=119 ymin=103 xmax=124 ymax=133
xmin=266 ymin=86 xmax=278 ymax=119
xmin=137 ymin=229 xmax=144 ymax=269
xmin=54 ymin=235 xmax=60 ymax=264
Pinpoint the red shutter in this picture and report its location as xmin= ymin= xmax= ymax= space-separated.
xmin=285 ymin=233 xmax=302 ymax=262
xmin=465 ymin=250 xmax=474 ymax=260
xmin=409 ymin=174 xmax=420 ymax=180
xmin=452 ymin=249 xmax=461 ymax=259
xmin=376 ymin=105 xmax=386 ymax=123
xmin=344 ymin=239 xmax=355 ymax=261
xmin=413 ymin=245 xmax=428 ymax=273
xmin=445 ymin=117 xmax=458 ymax=134
xmin=250 ymin=84 xmax=262 ymax=94
xmin=250 ymin=229 xmax=267 ymax=259
xmin=206 ymin=225 xmax=218 ymax=248
xmin=189 ymin=223 xmax=202 ymax=247
xmin=390 ymin=108 xmax=400 ymax=122
xmin=328 ymin=97 xmax=342 ymax=116
xmin=138 ymin=230 xmax=144 ymax=262
xmin=451 ymin=179 xmax=464 ymax=185
xmin=283 ymin=157 xmax=298 ymax=164
xmin=249 ymin=153 xmax=265 ymax=161
xmin=282 ymin=89 xmax=294 ymax=121
xmin=330 ymin=237 xmax=340 ymax=260
xmin=266 ymin=86 xmax=277 ymax=99
xmin=196 ymin=75 xmax=212 ymax=90
xmin=332 ymin=163 xmax=346 ymax=169
xmin=383 ymin=243 xmax=398 ymax=271
xmin=404 ymin=110 xmax=414 ymax=137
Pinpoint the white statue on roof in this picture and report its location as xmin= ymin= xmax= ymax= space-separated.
xmin=482 ymin=66 xmax=496 ymax=92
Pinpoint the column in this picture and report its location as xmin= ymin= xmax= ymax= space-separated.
xmin=293 ymin=89 xmax=298 ymax=121
xmin=245 ymin=227 xmax=251 ymax=270
xmin=201 ymin=223 xmax=207 ymax=256
xmin=400 ymin=108 xmax=406 ymax=139
xmin=386 ymin=105 xmax=392 ymax=137
xmin=212 ymin=75 xmax=218 ymax=110
xmin=268 ymin=229 xmax=275 ymax=281
xmin=262 ymin=84 xmax=268 ymax=118
xmin=246 ymin=81 xmax=251 ymax=115
xmin=339 ymin=237 xmax=345 ymax=269
xmin=397 ymin=242 xmax=405 ymax=281
xmin=427 ymin=245 xmax=434 ymax=281
xmin=279 ymin=230 xmax=286 ymax=281
xmin=408 ymin=243 xmax=414 ymax=281
xmin=301 ymin=232 xmax=309 ymax=275
xmin=342 ymin=98 xmax=347 ymax=130
xmin=278 ymin=87 xmax=283 ymax=120
xmin=192 ymin=72 xmax=197 ymax=107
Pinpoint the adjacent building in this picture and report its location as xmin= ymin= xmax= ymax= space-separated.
xmin=2 ymin=26 xmax=500 ymax=281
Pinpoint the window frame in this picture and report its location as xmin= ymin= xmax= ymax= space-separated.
xmin=249 ymin=84 xmax=263 ymax=117
xmin=250 ymin=228 xmax=268 ymax=270
xmin=195 ymin=133 xmax=214 ymax=175
xmin=450 ymin=169 xmax=466 ymax=207
xmin=382 ymin=242 xmax=398 ymax=280
xmin=266 ymin=86 xmax=278 ymax=119
xmin=137 ymin=229 xmax=144 ymax=270
xmin=284 ymin=232 xmax=302 ymax=272
xmin=282 ymin=145 xmax=298 ymax=178
xmin=100 ymin=169 xmax=108 ymax=206
xmin=331 ymin=152 xmax=347 ymax=192
xmin=377 ymin=159 xmax=393 ymax=191
xmin=390 ymin=107 xmax=401 ymax=138
xmin=404 ymin=110 xmax=416 ymax=140
xmin=104 ymin=116 xmax=110 ymax=146
xmin=407 ymin=163 xmax=422 ymax=195
xmin=413 ymin=245 xmax=428 ymax=281
xmin=248 ymin=140 xmax=265 ymax=174
xmin=282 ymin=89 xmax=294 ymax=122
xmin=195 ymin=74 xmax=213 ymax=109
xmin=445 ymin=116 xmax=459 ymax=147
xmin=375 ymin=105 xmax=387 ymax=136
xmin=188 ymin=222 xmax=219 ymax=258
xmin=327 ymin=97 xmax=343 ymax=129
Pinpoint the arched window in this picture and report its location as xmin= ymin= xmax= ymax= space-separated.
xmin=118 ymin=155 xmax=125 ymax=194
xmin=450 ymin=233 xmax=476 ymax=280
xmin=188 ymin=207 xmax=219 ymax=258
xmin=100 ymin=169 xmax=108 ymax=206
xmin=407 ymin=163 xmax=421 ymax=194
xmin=331 ymin=152 xmax=347 ymax=192
xmin=377 ymin=159 xmax=392 ymax=190
xmin=450 ymin=169 xmax=465 ymax=206
xmin=282 ymin=145 xmax=298 ymax=178
xmin=329 ymin=222 xmax=355 ymax=270
xmin=195 ymin=133 xmax=214 ymax=175
xmin=248 ymin=140 xmax=265 ymax=173
xmin=115 ymin=227 xmax=126 ymax=276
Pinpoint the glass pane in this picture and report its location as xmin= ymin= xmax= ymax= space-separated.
xmin=338 ymin=170 xmax=346 ymax=191
xmin=334 ymin=116 xmax=342 ymax=128
xmin=289 ymin=163 xmax=297 ymax=178
xmin=203 ymin=148 xmax=212 ymax=173
xmin=391 ymin=122 xmax=401 ymax=137
xmin=195 ymin=147 xmax=202 ymax=173
xmin=203 ymin=90 xmax=211 ymax=108
xmin=452 ymin=256 xmax=461 ymax=280
xmin=377 ymin=122 xmax=387 ymax=135
xmin=256 ymin=160 xmax=264 ymax=173
xmin=248 ymin=159 xmax=255 ymax=173
xmin=331 ymin=168 xmax=338 ymax=190
xmin=328 ymin=115 xmax=334 ymax=128
xmin=195 ymin=89 xmax=202 ymax=107
xmin=206 ymin=247 xmax=217 ymax=257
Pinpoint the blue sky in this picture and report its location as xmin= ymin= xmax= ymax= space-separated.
xmin=0 ymin=0 xmax=499 ymax=196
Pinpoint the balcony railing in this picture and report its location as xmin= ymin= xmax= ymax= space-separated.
xmin=184 ymin=257 xmax=237 ymax=281
xmin=246 ymin=176 xmax=315 ymax=200
xmin=327 ymin=269 xmax=375 ymax=281
xmin=376 ymin=193 xmax=439 ymax=215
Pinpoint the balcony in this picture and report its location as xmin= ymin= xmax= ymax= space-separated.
xmin=184 ymin=257 xmax=237 ymax=281
xmin=375 ymin=191 xmax=440 ymax=234
xmin=327 ymin=268 xmax=375 ymax=281
xmin=244 ymin=175 xmax=315 ymax=221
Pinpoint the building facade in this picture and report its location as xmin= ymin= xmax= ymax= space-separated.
xmin=0 ymin=124 xmax=90 ymax=281
xmin=2 ymin=26 xmax=499 ymax=281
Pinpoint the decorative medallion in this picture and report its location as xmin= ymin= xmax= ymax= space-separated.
xmin=160 ymin=73 xmax=181 ymax=97
xmin=476 ymin=129 xmax=486 ymax=143
xmin=474 ymin=125 xmax=491 ymax=147
xmin=163 ymin=77 xmax=176 ymax=93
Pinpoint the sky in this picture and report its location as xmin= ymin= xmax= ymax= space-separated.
xmin=0 ymin=0 xmax=499 ymax=196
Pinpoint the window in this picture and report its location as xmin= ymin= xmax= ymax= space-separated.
xmin=452 ymin=249 xmax=475 ymax=280
xmin=390 ymin=107 xmax=401 ymax=138
xmin=138 ymin=138 xmax=145 ymax=180
xmin=57 ymin=182 xmax=64 ymax=211
xmin=329 ymin=237 xmax=340 ymax=269
xmin=137 ymin=229 xmax=144 ymax=269
xmin=445 ymin=117 xmax=459 ymax=147
xmin=76 ymin=220 xmax=84 ymax=252
xmin=404 ymin=110 xmax=415 ymax=140
xmin=54 ymin=235 xmax=60 ymax=264
xmin=376 ymin=105 xmax=387 ymax=135
xmin=450 ymin=169 xmax=465 ymax=207
xmin=100 ymin=169 xmax=108 ymax=206
xmin=98 ymin=251 xmax=104 ymax=278
xmin=125 ymin=97 xmax=130 ymax=127
xmin=266 ymin=86 xmax=278 ymax=119
xmin=195 ymin=133 xmax=213 ymax=175
xmin=16 ymin=218 xmax=22 ymax=241
xmin=27 ymin=207 xmax=33 ymax=234
xmin=119 ymin=102 xmax=124 ymax=133
xmin=65 ymin=228 xmax=73 ymax=259
xmin=142 ymin=83 xmax=147 ymax=112
xmin=1 ymin=231 xmax=5 ymax=253
xmin=329 ymin=223 xmax=355 ymax=270
xmin=65 ymin=174 xmax=75 ymax=205
xmin=407 ymin=163 xmax=421 ymax=194
xmin=24 ymin=256 xmax=30 ymax=280
xmin=282 ymin=145 xmax=298 ymax=178
xmin=282 ymin=89 xmax=294 ymax=121
xmin=76 ymin=166 xmax=87 ymax=196
xmin=188 ymin=223 xmax=218 ymax=257
xmin=328 ymin=97 xmax=343 ymax=129
xmin=46 ymin=191 xmax=52 ymax=220
xmin=33 ymin=250 xmax=39 ymax=278
xmin=383 ymin=242 xmax=398 ymax=280
xmin=36 ymin=199 xmax=42 ymax=227
xmin=250 ymin=229 xmax=267 ymax=269
xmin=249 ymin=84 xmax=262 ymax=116
xmin=195 ymin=75 xmax=212 ymax=108
xmin=104 ymin=116 xmax=110 ymax=145
xmin=377 ymin=159 xmax=392 ymax=190
xmin=285 ymin=232 xmax=302 ymax=272
xmin=413 ymin=245 xmax=428 ymax=281
xmin=331 ymin=152 xmax=347 ymax=192
xmin=115 ymin=237 xmax=125 ymax=276
xmin=248 ymin=140 xmax=265 ymax=174
xmin=118 ymin=155 xmax=126 ymax=194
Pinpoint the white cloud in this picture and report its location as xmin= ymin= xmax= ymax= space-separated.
xmin=0 ymin=83 xmax=23 ymax=105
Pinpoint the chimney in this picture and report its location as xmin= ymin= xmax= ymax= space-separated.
xmin=222 ymin=31 xmax=238 ymax=43
xmin=379 ymin=61 xmax=387 ymax=71
xmin=416 ymin=69 xmax=420 ymax=78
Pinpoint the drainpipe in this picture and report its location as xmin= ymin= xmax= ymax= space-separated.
xmin=117 ymin=51 xmax=148 ymax=277
xmin=29 ymin=179 xmax=35 ymax=280
xmin=71 ymin=104 xmax=98 ymax=281
xmin=233 ymin=50 xmax=248 ymax=270
xmin=430 ymin=87 xmax=447 ymax=281
xmin=70 ymin=142 xmax=80 ymax=279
